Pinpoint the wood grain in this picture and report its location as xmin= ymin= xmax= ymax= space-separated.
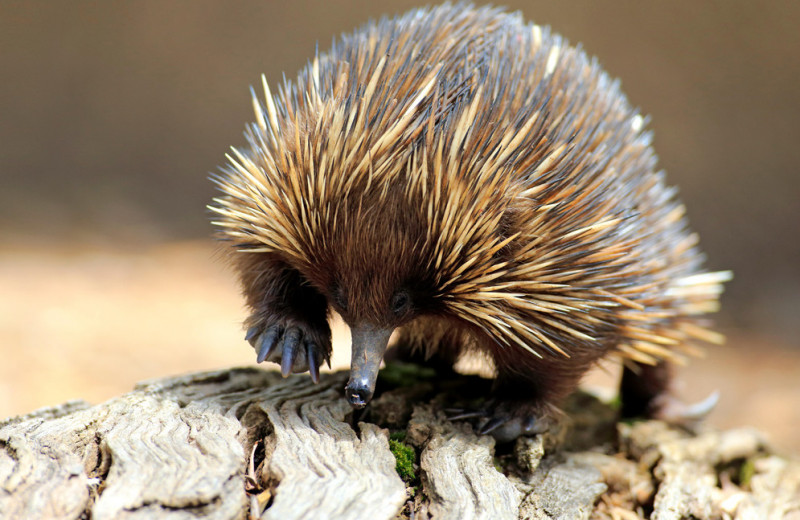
xmin=249 ymin=375 xmax=405 ymax=519
xmin=409 ymin=405 xmax=521 ymax=520
xmin=2 ymin=367 xmax=799 ymax=519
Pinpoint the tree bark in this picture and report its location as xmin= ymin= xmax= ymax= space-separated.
xmin=1 ymin=367 xmax=798 ymax=519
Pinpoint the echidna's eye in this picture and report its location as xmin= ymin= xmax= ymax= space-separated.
xmin=391 ymin=291 xmax=411 ymax=316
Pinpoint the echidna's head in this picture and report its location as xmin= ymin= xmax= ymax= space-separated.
xmin=311 ymin=204 xmax=441 ymax=406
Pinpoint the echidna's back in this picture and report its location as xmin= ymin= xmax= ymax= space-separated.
xmin=215 ymin=3 xmax=728 ymax=363
xmin=316 ymin=4 xmax=723 ymax=347
xmin=315 ymin=3 xmax=700 ymax=270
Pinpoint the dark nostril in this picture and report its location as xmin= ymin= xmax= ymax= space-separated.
xmin=345 ymin=384 xmax=372 ymax=408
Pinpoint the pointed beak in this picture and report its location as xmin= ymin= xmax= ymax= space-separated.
xmin=345 ymin=324 xmax=393 ymax=408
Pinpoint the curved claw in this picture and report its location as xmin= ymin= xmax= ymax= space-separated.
xmin=257 ymin=327 xmax=281 ymax=363
xmin=682 ymin=390 xmax=720 ymax=420
xmin=446 ymin=409 xmax=488 ymax=421
xmin=479 ymin=416 xmax=509 ymax=435
xmin=248 ymin=320 xmax=331 ymax=382
xmin=446 ymin=402 xmax=551 ymax=442
xmin=280 ymin=328 xmax=301 ymax=377
xmin=307 ymin=342 xmax=320 ymax=384
xmin=657 ymin=390 xmax=720 ymax=424
xmin=245 ymin=325 xmax=260 ymax=343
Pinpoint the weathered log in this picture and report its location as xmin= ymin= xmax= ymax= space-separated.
xmin=1 ymin=367 xmax=798 ymax=519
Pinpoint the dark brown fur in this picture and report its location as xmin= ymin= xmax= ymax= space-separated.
xmin=210 ymin=4 xmax=729 ymax=433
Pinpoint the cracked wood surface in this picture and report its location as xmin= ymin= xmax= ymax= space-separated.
xmin=1 ymin=367 xmax=799 ymax=519
xmin=407 ymin=405 xmax=522 ymax=520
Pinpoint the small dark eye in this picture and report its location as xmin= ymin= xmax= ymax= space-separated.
xmin=391 ymin=291 xmax=411 ymax=315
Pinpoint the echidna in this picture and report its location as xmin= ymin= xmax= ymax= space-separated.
xmin=210 ymin=4 xmax=730 ymax=439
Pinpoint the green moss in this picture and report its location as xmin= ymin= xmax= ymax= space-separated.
xmin=389 ymin=438 xmax=416 ymax=482
xmin=607 ymin=394 xmax=622 ymax=411
xmin=389 ymin=431 xmax=407 ymax=442
xmin=379 ymin=361 xmax=437 ymax=388
xmin=739 ymin=458 xmax=756 ymax=487
xmin=494 ymin=457 xmax=504 ymax=473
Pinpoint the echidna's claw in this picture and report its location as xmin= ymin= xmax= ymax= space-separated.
xmin=478 ymin=416 xmax=508 ymax=435
xmin=280 ymin=327 xmax=301 ymax=377
xmin=256 ymin=326 xmax=280 ymax=363
xmin=683 ymin=390 xmax=720 ymax=419
xmin=481 ymin=410 xmax=549 ymax=442
xmin=655 ymin=390 xmax=720 ymax=424
xmin=448 ymin=400 xmax=551 ymax=442
xmin=307 ymin=342 xmax=320 ymax=383
xmin=445 ymin=409 xmax=487 ymax=421
xmin=245 ymin=325 xmax=260 ymax=343
xmin=248 ymin=322 xmax=328 ymax=383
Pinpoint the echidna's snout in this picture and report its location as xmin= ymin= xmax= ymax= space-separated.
xmin=345 ymin=325 xmax=393 ymax=408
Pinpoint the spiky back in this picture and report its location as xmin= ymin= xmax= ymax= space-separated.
xmin=210 ymin=4 xmax=729 ymax=361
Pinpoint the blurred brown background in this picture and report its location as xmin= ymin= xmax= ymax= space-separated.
xmin=1 ymin=2 xmax=798 ymax=451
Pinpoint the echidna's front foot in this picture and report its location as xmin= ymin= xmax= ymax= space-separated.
xmin=246 ymin=320 xmax=331 ymax=383
xmin=448 ymin=400 xmax=553 ymax=443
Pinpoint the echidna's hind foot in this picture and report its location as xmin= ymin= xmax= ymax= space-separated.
xmin=620 ymin=359 xmax=718 ymax=425
xmin=649 ymin=391 xmax=720 ymax=425
xmin=246 ymin=319 xmax=331 ymax=383
xmin=447 ymin=399 xmax=554 ymax=443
